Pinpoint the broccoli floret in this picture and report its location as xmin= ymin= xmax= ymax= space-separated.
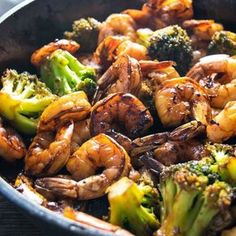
xmin=40 ymin=49 xmax=97 ymax=98
xmin=207 ymin=144 xmax=236 ymax=185
xmin=137 ymin=25 xmax=193 ymax=75
xmin=0 ymin=69 xmax=56 ymax=135
xmin=208 ymin=31 xmax=236 ymax=56
xmin=64 ymin=17 xmax=101 ymax=52
xmin=108 ymin=177 xmax=160 ymax=236
xmin=156 ymin=161 xmax=232 ymax=236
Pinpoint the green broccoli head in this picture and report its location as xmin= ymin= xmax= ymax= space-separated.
xmin=108 ymin=177 xmax=160 ymax=236
xmin=208 ymin=31 xmax=236 ymax=56
xmin=64 ymin=17 xmax=101 ymax=52
xmin=0 ymin=69 xmax=56 ymax=135
xmin=207 ymin=143 xmax=236 ymax=185
xmin=137 ymin=25 xmax=193 ymax=76
xmin=40 ymin=49 xmax=97 ymax=98
xmin=156 ymin=161 xmax=232 ymax=236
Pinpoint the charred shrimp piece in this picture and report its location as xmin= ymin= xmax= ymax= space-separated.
xmin=35 ymin=134 xmax=131 ymax=200
xmin=38 ymin=91 xmax=91 ymax=132
xmin=155 ymin=77 xmax=211 ymax=127
xmin=187 ymin=54 xmax=236 ymax=109
xmin=98 ymin=14 xmax=137 ymax=44
xmin=25 ymin=122 xmax=74 ymax=176
xmin=93 ymin=55 xmax=142 ymax=102
xmin=132 ymin=121 xmax=208 ymax=166
xmin=0 ymin=117 xmax=26 ymax=162
xmin=91 ymin=93 xmax=153 ymax=139
xmin=64 ymin=207 xmax=134 ymax=236
xmin=31 ymin=39 xmax=80 ymax=67
xmin=94 ymin=35 xmax=148 ymax=69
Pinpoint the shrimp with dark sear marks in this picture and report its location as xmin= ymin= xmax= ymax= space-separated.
xmin=35 ymin=134 xmax=131 ymax=200
xmin=38 ymin=92 xmax=91 ymax=132
xmin=0 ymin=117 xmax=26 ymax=162
xmin=98 ymin=14 xmax=137 ymax=44
xmin=91 ymin=93 xmax=153 ymax=138
xmin=155 ymin=77 xmax=212 ymax=127
xmin=131 ymin=121 xmax=208 ymax=166
xmin=94 ymin=36 xmax=148 ymax=69
xmin=187 ymin=54 xmax=236 ymax=109
xmin=24 ymin=122 xmax=74 ymax=176
xmin=94 ymin=55 xmax=142 ymax=102
xmin=31 ymin=39 xmax=80 ymax=67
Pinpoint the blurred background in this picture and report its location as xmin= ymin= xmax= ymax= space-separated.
xmin=0 ymin=0 xmax=23 ymax=16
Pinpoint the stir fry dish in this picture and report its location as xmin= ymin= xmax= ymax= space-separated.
xmin=2 ymin=0 xmax=236 ymax=235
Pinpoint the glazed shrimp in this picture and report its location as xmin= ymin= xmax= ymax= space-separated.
xmin=25 ymin=122 xmax=74 ymax=176
xmin=71 ymin=119 xmax=91 ymax=154
xmin=187 ymin=54 xmax=236 ymax=109
xmin=35 ymin=134 xmax=131 ymax=200
xmin=0 ymin=117 xmax=26 ymax=162
xmin=94 ymin=55 xmax=142 ymax=102
xmin=98 ymin=14 xmax=137 ymax=44
xmin=31 ymin=39 xmax=80 ymax=67
xmin=91 ymin=93 xmax=153 ymax=138
xmin=155 ymin=77 xmax=211 ymax=127
xmin=38 ymin=92 xmax=91 ymax=131
xmin=94 ymin=36 xmax=148 ymax=69
xmin=207 ymin=101 xmax=236 ymax=143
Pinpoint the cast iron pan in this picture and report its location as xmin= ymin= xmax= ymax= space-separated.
xmin=0 ymin=0 xmax=236 ymax=235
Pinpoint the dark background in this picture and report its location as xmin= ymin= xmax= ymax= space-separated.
xmin=0 ymin=3 xmax=41 ymax=236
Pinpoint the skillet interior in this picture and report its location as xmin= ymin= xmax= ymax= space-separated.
xmin=0 ymin=0 xmax=236 ymax=235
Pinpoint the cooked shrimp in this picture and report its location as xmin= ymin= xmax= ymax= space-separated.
xmin=0 ymin=117 xmax=26 ymax=162
xmin=63 ymin=207 xmax=133 ymax=236
xmin=71 ymin=119 xmax=91 ymax=154
xmin=94 ymin=55 xmax=142 ymax=102
xmin=91 ymin=93 xmax=153 ymax=138
xmin=155 ymin=77 xmax=211 ymax=127
xmin=25 ymin=122 xmax=74 ymax=176
xmin=94 ymin=36 xmax=148 ymax=69
xmin=98 ymin=14 xmax=137 ymax=44
xmin=207 ymin=101 xmax=236 ymax=143
xmin=187 ymin=54 xmax=236 ymax=109
xmin=38 ymin=92 xmax=91 ymax=132
xmin=124 ymin=0 xmax=193 ymax=29
xmin=35 ymin=134 xmax=131 ymax=200
xmin=183 ymin=19 xmax=223 ymax=43
xmin=31 ymin=39 xmax=80 ymax=67
xmin=132 ymin=121 xmax=207 ymax=166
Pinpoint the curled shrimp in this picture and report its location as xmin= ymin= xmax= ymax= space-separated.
xmin=91 ymin=93 xmax=153 ymax=138
xmin=98 ymin=14 xmax=137 ymax=44
xmin=155 ymin=77 xmax=211 ymax=127
xmin=31 ymin=39 xmax=80 ymax=67
xmin=187 ymin=54 xmax=236 ymax=109
xmin=94 ymin=36 xmax=148 ymax=69
xmin=132 ymin=121 xmax=207 ymax=166
xmin=35 ymin=134 xmax=131 ymax=200
xmin=71 ymin=119 xmax=91 ymax=154
xmin=0 ymin=117 xmax=26 ymax=162
xmin=207 ymin=101 xmax=236 ymax=143
xmin=94 ymin=55 xmax=142 ymax=102
xmin=39 ymin=92 xmax=91 ymax=132
xmin=24 ymin=122 xmax=74 ymax=176
xmin=63 ymin=207 xmax=133 ymax=236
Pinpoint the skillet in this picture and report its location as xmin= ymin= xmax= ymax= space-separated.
xmin=0 ymin=0 xmax=236 ymax=235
